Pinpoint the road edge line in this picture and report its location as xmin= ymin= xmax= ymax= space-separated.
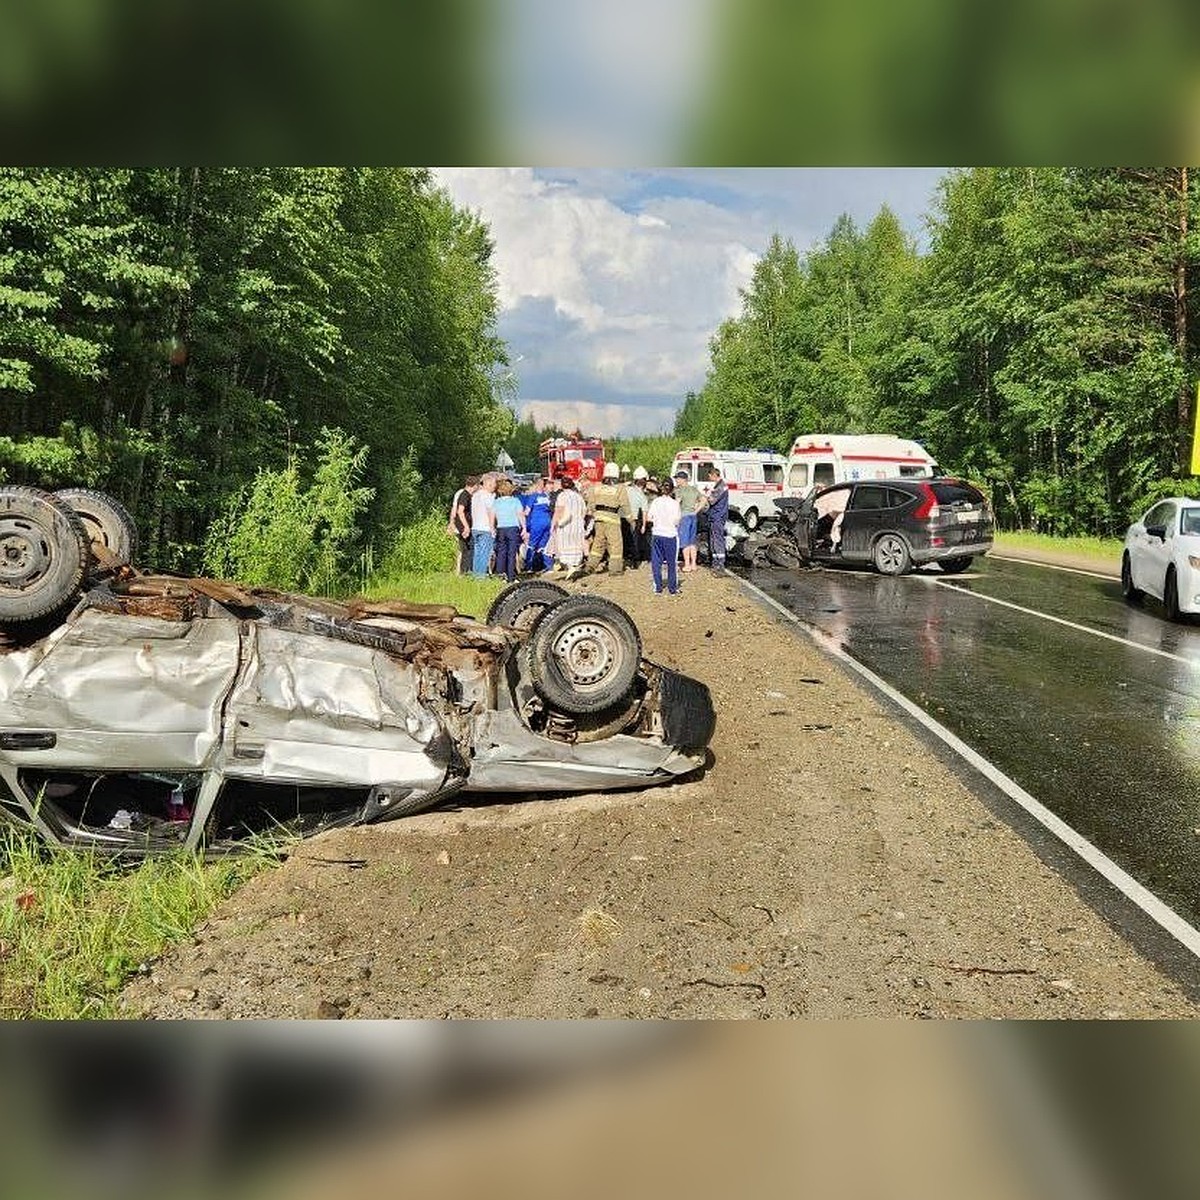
xmin=737 ymin=574 xmax=1200 ymax=963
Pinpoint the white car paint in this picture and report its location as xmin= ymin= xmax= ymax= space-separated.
xmin=1123 ymin=497 xmax=1200 ymax=616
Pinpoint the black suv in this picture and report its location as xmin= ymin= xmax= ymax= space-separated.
xmin=772 ymin=478 xmax=993 ymax=576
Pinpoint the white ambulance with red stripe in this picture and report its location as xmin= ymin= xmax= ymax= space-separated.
xmin=785 ymin=434 xmax=939 ymax=498
xmin=670 ymin=446 xmax=787 ymax=530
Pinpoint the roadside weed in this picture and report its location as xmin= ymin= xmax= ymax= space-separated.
xmin=0 ymin=829 xmax=281 ymax=1019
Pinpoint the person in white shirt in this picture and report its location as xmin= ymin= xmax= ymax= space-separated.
xmin=470 ymin=474 xmax=497 ymax=576
xmin=646 ymin=477 xmax=682 ymax=595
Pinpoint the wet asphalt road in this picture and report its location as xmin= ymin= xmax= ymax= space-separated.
xmin=746 ymin=555 xmax=1200 ymax=931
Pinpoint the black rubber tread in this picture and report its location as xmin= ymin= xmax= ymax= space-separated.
xmin=0 ymin=487 xmax=90 ymax=623
xmin=1165 ymin=568 xmax=1182 ymax=622
xmin=54 ymin=488 xmax=137 ymax=567
xmin=765 ymin=537 xmax=802 ymax=569
xmin=1121 ymin=553 xmax=1143 ymax=604
xmin=872 ymin=532 xmax=913 ymax=577
xmin=527 ymin=594 xmax=642 ymax=715
xmin=486 ymin=580 xmax=569 ymax=630
xmin=938 ymin=556 xmax=973 ymax=574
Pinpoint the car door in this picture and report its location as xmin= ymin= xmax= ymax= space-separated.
xmin=841 ymin=484 xmax=893 ymax=559
xmin=1136 ymin=501 xmax=1175 ymax=599
xmin=808 ymin=484 xmax=853 ymax=558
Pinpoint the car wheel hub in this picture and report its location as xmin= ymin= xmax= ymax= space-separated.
xmin=552 ymin=621 xmax=616 ymax=685
xmin=878 ymin=538 xmax=902 ymax=567
xmin=0 ymin=521 xmax=52 ymax=588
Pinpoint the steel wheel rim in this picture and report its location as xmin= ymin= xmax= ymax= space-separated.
xmin=552 ymin=620 xmax=619 ymax=687
xmin=0 ymin=519 xmax=53 ymax=590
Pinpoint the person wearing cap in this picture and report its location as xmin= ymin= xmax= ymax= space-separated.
xmin=705 ymin=465 xmax=729 ymax=575
xmin=584 ymin=461 xmax=633 ymax=574
xmin=623 ymin=468 xmax=647 ymax=569
xmin=673 ymin=469 xmax=702 ymax=573
xmin=630 ymin=467 xmax=651 ymax=566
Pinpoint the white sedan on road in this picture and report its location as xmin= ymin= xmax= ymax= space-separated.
xmin=1122 ymin=497 xmax=1200 ymax=620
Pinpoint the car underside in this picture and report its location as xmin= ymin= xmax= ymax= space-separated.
xmin=0 ymin=489 xmax=715 ymax=855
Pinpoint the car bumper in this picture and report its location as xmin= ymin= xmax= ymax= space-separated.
xmin=913 ymin=539 xmax=993 ymax=564
xmin=1176 ymin=558 xmax=1200 ymax=612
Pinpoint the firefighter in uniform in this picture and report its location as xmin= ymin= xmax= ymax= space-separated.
xmin=586 ymin=461 xmax=633 ymax=574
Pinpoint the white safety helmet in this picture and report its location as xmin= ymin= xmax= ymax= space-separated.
xmin=603 ymin=461 xmax=620 ymax=480
xmin=632 ymin=465 xmax=648 ymax=480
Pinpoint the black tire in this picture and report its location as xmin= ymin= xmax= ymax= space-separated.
xmin=938 ymin=556 xmax=973 ymax=575
xmin=55 ymin=488 xmax=137 ymax=569
xmin=872 ymin=532 xmax=912 ymax=576
xmin=1165 ymin=568 xmax=1183 ymax=622
xmin=0 ymin=487 xmax=89 ymax=623
xmin=527 ymin=595 xmax=642 ymax=715
xmin=765 ymin=537 xmax=801 ymax=569
xmin=1121 ymin=553 xmax=1144 ymax=604
xmin=486 ymin=580 xmax=569 ymax=631
xmin=742 ymin=507 xmax=760 ymax=532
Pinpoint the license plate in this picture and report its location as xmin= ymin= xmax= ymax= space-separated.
xmin=955 ymin=510 xmax=978 ymax=523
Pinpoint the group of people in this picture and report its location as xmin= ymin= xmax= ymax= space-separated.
xmin=447 ymin=462 xmax=729 ymax=596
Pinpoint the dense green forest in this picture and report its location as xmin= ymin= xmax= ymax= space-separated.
xmin=679 ymin=168 xmax=1198 ymax=536
xmin=5 ymin=166 xmax=1197 ymax=578
xmin=0 ymin=167 xmax=511 ymax=577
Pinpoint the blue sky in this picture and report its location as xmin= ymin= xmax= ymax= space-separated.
xmin=434 ymin=168 xmax=948 ymax=438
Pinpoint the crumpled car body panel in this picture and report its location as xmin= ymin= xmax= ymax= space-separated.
xmin=0 ymin=580 xmax=713 ymax=854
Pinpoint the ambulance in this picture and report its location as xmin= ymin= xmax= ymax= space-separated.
xmin=670 ymin=446 xmax=788 ymax=530
xmin=785 ymin=434 xmax=939 ymax=498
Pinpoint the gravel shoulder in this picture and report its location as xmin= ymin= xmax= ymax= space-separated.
xmin=122 ymin=565 xmax=1199 ymax=1019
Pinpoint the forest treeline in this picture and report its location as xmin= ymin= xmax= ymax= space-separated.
xmin=679 ymin=168 xmax=1198 ymax=536
xmin=0 ymin=167 xmax=511 ymax=577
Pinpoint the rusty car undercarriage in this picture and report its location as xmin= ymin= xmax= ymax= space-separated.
xmin=0 ymin=487 xmax=715 ymax=854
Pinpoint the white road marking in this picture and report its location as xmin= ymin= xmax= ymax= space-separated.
xmin=739 ymin=575 xmax=1200 ymax=963
xmin=936 ymin=579 xmax=1196 ymax=666
xmin=988 ymin=553 xmax=1117 ymax=581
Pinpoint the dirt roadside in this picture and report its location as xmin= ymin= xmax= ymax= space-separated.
xmin=122 ymin=564 xmax=1199 ymax=1019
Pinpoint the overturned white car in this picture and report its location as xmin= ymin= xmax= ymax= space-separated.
xmin=0 ymin=488 xmax=715 ymax=854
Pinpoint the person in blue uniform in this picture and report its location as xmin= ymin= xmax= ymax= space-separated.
xmin=520 ymin=476 xmax=555 ymax=573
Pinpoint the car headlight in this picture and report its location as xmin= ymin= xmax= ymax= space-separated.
xmin=1189 ymin=556 xmax=1200 ymax=569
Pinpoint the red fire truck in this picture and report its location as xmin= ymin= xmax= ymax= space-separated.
xmin=538 ymin=435 xmax=606 ymax=484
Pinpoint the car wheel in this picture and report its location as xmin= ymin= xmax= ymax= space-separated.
xmin=742 ymin=507 xmax=760 ymax=531
xmin=528 ymin=595 xmax=641 ymax=714
xmin=55 ymin=488 xmax=137 ymax=570
xmin=765 ymin=537 xmax=801 ymax=569
xmin=872 ymin=533 xmax=913 ymax=576
xmin=0 ymin=487 xmax=90 ymax=624
xmin=1165 ymin=568 xmax=1183 ymax=622
xmin=1121 ymin=552 xmax=1144 ymax=604
xmin=938 ymin=556 xmax=972 ymax=575
xmin=486 ymin=580 xmax=568 ymax=631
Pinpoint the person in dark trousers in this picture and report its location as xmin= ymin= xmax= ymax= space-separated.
xmin=448 ymin=475 xmax=479 ymax=575
xmin=492 ymin=477 xmax=527 ymax=582
xmin=646 ymin=477 xmax=682 ymax=595
xmin=705 ymin=465 xmax=729 ymax=575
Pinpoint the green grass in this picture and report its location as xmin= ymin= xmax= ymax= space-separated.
xmin=994 ymin=530 xmax=1122 ymax=565
xmin=0 ymin=829 xmax=281 ymax=1018
xmin=0 ymin=567 xmax=501 ymax=1019
xmin=358 ymin=570 xmax=506 ymax=618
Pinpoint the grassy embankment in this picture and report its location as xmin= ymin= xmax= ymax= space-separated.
xmin=0 ymin=565 xmax=503 ymax=1019
xmin=993 ymin=530 xmax=1123 ymax=570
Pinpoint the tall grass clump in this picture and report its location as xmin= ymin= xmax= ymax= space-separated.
xmin=382 ymin=509 xmax=458 ymax=574
xmin=0 ymin=829 xmax=280 ymax=1018
xmin=203 ymin=426 xmax=375 ymax=596
xmin=361 ymin=507 xmax=504 ymax=617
